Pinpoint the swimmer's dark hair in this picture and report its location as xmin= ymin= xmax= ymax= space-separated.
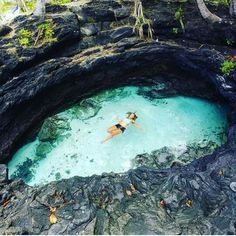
xmin=127 ymin=112 xmax=138 ymax=121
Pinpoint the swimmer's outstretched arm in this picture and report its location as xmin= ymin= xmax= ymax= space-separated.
xmin=132 ymin=122 xmax=144 ymax=132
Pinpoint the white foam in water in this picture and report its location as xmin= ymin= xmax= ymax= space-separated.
xmin=8 ymin=86 xmax=228 ymax=186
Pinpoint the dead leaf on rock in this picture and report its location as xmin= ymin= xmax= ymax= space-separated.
xmin=49 ymin=206 xmax=58 ymax=224
xmin=186 ymin=199 xmax=192 ymax=208
xmin=130 ymin=184 xmax=136 ymax=193
xmin=218 ymin=169 xmax=224 ymax=176
xmin=2 ymin=199 xmax=11 ymax=208
xmin=126 ymin=190 xmax=132 ymax=197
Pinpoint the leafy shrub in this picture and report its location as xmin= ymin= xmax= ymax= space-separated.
xmin=18 ymin=28 xmax=33 ymax=47
xmin=38 ymin=21 xmax=55 ymax=43
xmin=220 ymin=60 xmax=236 ymax=75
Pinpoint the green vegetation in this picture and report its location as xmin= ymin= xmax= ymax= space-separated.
xmin=175 ymin=7 xmax=185 ymax=33
xmin=37 ymin=21 xmax=55 ymax=43
xmin=0 ymin=0 xmax=15 ymax=14
xmin=133 ymin=0 xmax=153 ymax=40
xmin=0 ymin=0 xmax=36 ymax=14
xmin=206 ymin=0 xmax=230 ymax=6
xmin=50 ymin=0 xmax=71 ymax=5
xmin=24 ymin=0 xmax=36 ymax=11
xmin=18 ymin=21 xmax=56 ymax=48
xmin=225 ymin=39 xmax=234 ymax=46
xmin=172 ymin=27 xmax=179 ymax=34
xmin=220 ymin=60 xmax=236 ymax=75
xmin=18 ymin=29 xmax=33 ymax=47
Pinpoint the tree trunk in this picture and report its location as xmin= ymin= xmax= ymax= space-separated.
xmin=33 ymin=0 xmax=45 ymax=19
xmin=230 ymin=0 xmax=236 ymax=18
xmin=195 ymin=0 xmax=222 ymax=23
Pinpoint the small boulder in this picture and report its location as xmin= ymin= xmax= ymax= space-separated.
xmin=36 ymin=142 xmax=53 ymax=157
xmin=110 ymin=27 xmax=134 ymax=42
xmin=38 ymin=116 xmax=70 ymax=143
xmin=0 ymin=25 xmax=12 ymax=37
xmin=81 ymin=24 xmax=99 ymax=36
xmin=0 ymin=165 xmax=8 ymax=183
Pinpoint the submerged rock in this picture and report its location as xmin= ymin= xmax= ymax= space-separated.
xmin=36 ymin=142 xmax=53 ymax=158
xmin=38 ymin=116 xmax=71 ymax=143
xmin=68 ymin=99 xmax=102 ymax=121
xmin=10 ymin=158 xmax=35 ymax=183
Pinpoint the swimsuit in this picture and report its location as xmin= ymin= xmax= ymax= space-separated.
xmin=115 ymin=118 xmax=133 ymax=133
xmin=115 ymin=124 xmax=126 ymax=133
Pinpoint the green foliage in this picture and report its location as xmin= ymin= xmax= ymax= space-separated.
xmin=225 ymin=39 xmax=234 ymax=46
xmin=18 ymin=29 xmax=33 ymax=47
xmin=206 ymin=0 xmax=230 ymax=6
xmin=0 ymin=0 xmax=15 ymax=14
xmin=50 ymin=0 xmax=71 ymax=5
xmin=172 ymin=27 xmax=179 ymax=34
xmin=19 ymin=37 xmax=30 ymax=47
xmin=37 ymin=21 xmax=55 ymax=43
xmin=175 ymin=7 xmax=184 ymax=20
xmin=175 ymin=7 xmax=185 ymax=32
xmin=220 ymin=60 xmax=236 ymax=75
xmin=25 ymin=0 xmax=36 ymax=11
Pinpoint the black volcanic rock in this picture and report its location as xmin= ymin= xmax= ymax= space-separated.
xmin=0 ymin=25 xmax=12 ymax=37
xmin=0 ymin=0 xmax=236 ymax=234
xmin=0 ymin=164 xmax=8 ymax=183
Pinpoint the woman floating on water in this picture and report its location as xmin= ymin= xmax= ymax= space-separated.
xmin=101 ymin=112 xmax=143 ymax=143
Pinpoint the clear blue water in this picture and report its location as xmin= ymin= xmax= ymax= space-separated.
xmin=8 ymin=86 xmax=228 ymax=186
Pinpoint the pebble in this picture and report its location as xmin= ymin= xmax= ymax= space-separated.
xmin=230 ymin=182 xmax=236 ymax=192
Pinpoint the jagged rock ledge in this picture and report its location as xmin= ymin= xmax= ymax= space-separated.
xmin=0 ymin=0 xmax=236 ymax=234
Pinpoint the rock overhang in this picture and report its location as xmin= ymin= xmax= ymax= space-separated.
xmin=0 ymin=0 xmax=236 ymax=233
xmin=0 ymin=40 xmax=233 ymax=164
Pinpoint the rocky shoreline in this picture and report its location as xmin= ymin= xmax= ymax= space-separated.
xmin=0 ymin=0 xmax=236 ymax=234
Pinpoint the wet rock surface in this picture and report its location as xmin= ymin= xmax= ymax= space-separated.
xmin=132 ymin=140 xmax=227 ymax=169
xmin=0 ymin=0 xmax=236 ymax=234
xmin=1 ymin=146 xmax=236 ymax=234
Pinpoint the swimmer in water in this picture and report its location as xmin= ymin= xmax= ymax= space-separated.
xmin=101 ymin=112 xmax=143 ymax=143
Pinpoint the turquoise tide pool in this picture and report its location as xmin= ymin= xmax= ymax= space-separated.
xmin=8 ymin=86 xmax=228 ymax=186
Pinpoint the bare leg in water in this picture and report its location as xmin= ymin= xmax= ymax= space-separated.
xmin=101 ymin=128 xmax=122 ymax=143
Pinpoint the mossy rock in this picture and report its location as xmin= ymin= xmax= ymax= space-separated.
xmin=68 ymin=99 xmax=102 ymax=120
xmin=36 ymin=142 xmax=53 ymax=157
xmin=38 ymin=115 xmax=71 ymax=142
